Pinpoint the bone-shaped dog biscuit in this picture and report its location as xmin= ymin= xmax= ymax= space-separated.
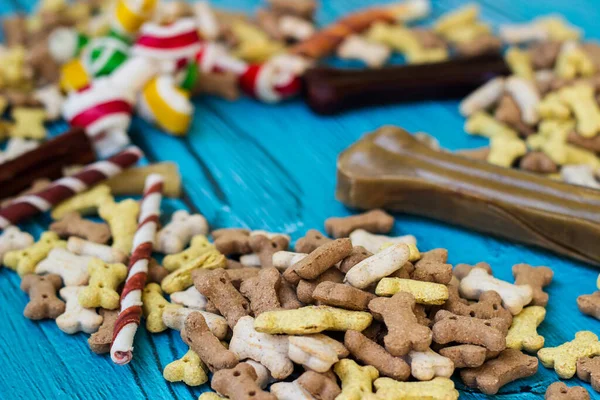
xmin=229 ymin=316 xmax=293 ymax=380
xmin=163 ymin=349 xmax=208 ymax=386
xmin=35 ymin=248 xmax=93 ymax=287
xmin=288 ymin=334 xmax=349 ymax=373
xmin=538 ymin=331 xmax=600 ymax=379
xmin=56 ymin=286 xmax=103 ymax=334
xmin=78 ymin=258 xmax=127 ymax=310
xmin=161 ymin=250 xmax=226 ymax=294
xmin=4 ymin=231 xmax=66 ymax=276
xmin=506 ymin=306 xmax=546 ymax=353
xmin=67 ymin=237 xmax=127 ymax=264
xmin=98 ymin=199 xmax=139 ymax=255
xmin=375 ymin=278 xmax=448 ymax=305
xmin=50 ymin=212 xmax=111 ymax=244
xmin=170 ymin=286 xmax=208 ymax=310
xmin=0 ymin=225 xmax=33 ymax=264
xmin=156 ymin=210 xmax=208 ymax=254
xmin=465 ymin=111 xmax=518 ymax=140
xmin=51 ymin=184 xmax=113 ymax=219
xmin=162 ymin=307 xmax=228 ymax=339
xmin=345 ymin=243 xmax=410 ymax=289
xmin=407 ymin=349 xmax=455 ymax=381
xmin=373 ymin=377 xmax=459 ymax=400
xmin=142 ymin=283 xmax=182 ymax=333
xmin=459 ymin=267 xmax=533 ymax=315
xmin=163 ymin=235 xmax=214 ymax=272
xmin=334 ymin=359 xmax=379 ymax=400
xmin=349 ymin=229 xmax=416 ymax=254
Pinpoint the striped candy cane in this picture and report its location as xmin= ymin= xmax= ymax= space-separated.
xmin=111 ymin=174 xmax=163 ymax=365
xmin=0 ymin=147 xmax=143 ymax=230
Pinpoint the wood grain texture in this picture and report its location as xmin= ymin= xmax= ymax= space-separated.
xmin=0 ymin=0 xmax=599 ymax=399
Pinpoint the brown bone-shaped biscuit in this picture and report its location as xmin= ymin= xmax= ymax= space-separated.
xmin=519 ymin=152 xmax=558 ymax=174
xmin=495 ymin=94 xmax=535 ymax=137
xmin=312 ymin=281 xmax=375 ymax=311
xmin=181 ymin=312 xmax=238 ymax=372
xmin=344 ymin=329 xmax=410 ymax=381
xmin=444 ymin=285 xmax=513 ymax=327
xmin=193 ymin=267 xmax=259 ymax=290
xmin=21 ymin=274 xmax=65 ymax=320
xmin=295 ymin=229 xmax=332 ymax=253
xmin=284 ymin=238 xmax=352 ymax=284
xmin=454 ymin=262 xmax=493 ymax=280
xmin=439 ymin=344 xmax=487 ymax=368
xmin=460 ymin=348 xmax=538 ymax=395
xmin=296 ymin=268 xmax=345 ymax=304
xmin=530 ymin=41 xmax=562 ymax=70
xmin=239 ymin=267 xmax=282 ymax=315
xmin=147 ymin=258 xmax=169 ymax=284
xmin=50 ymin=212 xmax=111 ymax=244
xmin=432 ymin=310 xmax=508 ymax=352
xmin=368 ymin=292 xmax=432 ymax=356
xmin=545 ymin=382 xmax=590 ymax=400
xmin=578 ymin=291 xmax=600 ymax=320
xmin=338 ymin=246 xmax=372 ymax=274
xmin=412 ymin=249 xmax=453 ymax=284
xmin=577 ymin=356 xmax=600 ymax=393
xmin=194 ymin=268 xmax=250 ymax=328
xmin=512 ymin=264 xmax=553 ymax=307
xmin=325 ymin=209 xmax=394 ymax=238
xmin=249 ymin=234 xmax=289 ymax=268
xmin=278 ymin=280 xmax=303 ymax=309
xmin=88 ymin=309 xmax=118 ymax=354
xmin=212 ymin=362 xmax=275 ymax=400
xmin=212 ymin=228 xmax=251 ymax=255
xmin=298 ymin=370 xmax=342 ymax=400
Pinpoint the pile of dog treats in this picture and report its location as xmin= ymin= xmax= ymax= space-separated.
xmin=2 ymin=174 xmax=600 ymax=399
xmin=456 ymin=4 xmax=600 ymax=189
xmin=0 ymin=0 xmax=436 ymax=159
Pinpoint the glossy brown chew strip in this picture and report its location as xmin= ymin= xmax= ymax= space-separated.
xmin=303 ymin=55 xmax=510 ymax=115
xmin=336 ymin=126 xmax=600 ymax=266
xmin=0 ymin=128 xmax=95 ymax=200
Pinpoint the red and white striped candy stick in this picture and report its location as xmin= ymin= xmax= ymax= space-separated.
xmin=111 ymin=173 xmax=163 ymax=365
xmin=0 ymin=147 xmax=143 ymax=230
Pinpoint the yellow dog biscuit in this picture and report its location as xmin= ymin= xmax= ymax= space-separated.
xmin=506 ymin=306 xmax=546 ymax=353
xmin=254 ymin=306 xmax=372 ymax=335
xmin=559 ymin=83 xmax=600 ymax=138
xmin=99 ymin=199 xmax=139 ymax=255
xmin=161 ymin=250 xmax=226 ymax=294
xmin=375 ymin=278 xmax=448 ymax=305
xmin=9 ymin=108 xmax=47 ymax=140
xmin=555 ymin=43 xmax=595 ymax=80
xmin=505 ymin=47 xmax=534 ymax=80
xmin=4 ymin=231 xmax=66 ymax=276
xmin=538 ymin=92 xmax=571 ymax=120
xmin=538 ymin=331 xmax=600 ymax=379
xmin=465 ymin=111 xmax=518 ymax=139
xmin=334 ymin=359 xmax=379 ymax=400
xmin=52 ymin=184 xmax=114 ymax=220
xmin=142 ymin=283 xmax=182 ymax=332
xmin=163 ymin=235 xmax=215 ymax=272
xmin=374 ymin=377 xmax=459 ymax=400
xmin=535 ymin=16 xmax=581 ymax=42
xmin=163 ymin=349 xmax=208 ymax=386
xmin=434 ymin=4 xmax=479 ymax=35
xmin=78 ymin=258 xmax=127 ymax=310
xmin=488 ymin=136 xmax=527 ymax=168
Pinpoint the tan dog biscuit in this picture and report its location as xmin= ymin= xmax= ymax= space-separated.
xmin=344 ymin=330 xmax=411 ymax=381
xmin=249 ymin=234 xmax=289 ymax=268
xmin=519 ymin=152 xmax=559 ymax=174
xmin=295 ymin=229 xmax=332 ymax=253
xmin=50 ymin=212 xmax=111 ymax=244
xmin=194 ymin=268 xmax=250 ymax=328
xmin=312 ymin=281 xmax=375 ymax=311
xmin=212 ymin=228 xmax=251 ymax=255
xmin=147 ymin=258 xmax=169 ymax=284
xmin=181 ymin=312 xmax=238 ymax=372
xmin=412 ymin=249 xmax=453 ymax=284
xmin=338 ymin=246 xmax=372 ymax=274
xmin=432 ymin=310 xmax=508 ymax=351
xmin=512 ymin=264 xmax=553 ymax=307
xmin=344 ymin=243 xmax=411 ymax=289
xmin=460 ymin=349 xmax=538 ymax=395
xmin=296 ymin=268 xmax=345 ymax=304
xmin=545 ymin=382 xmax=590 ymax=400
xmin=444 ymin=285 xmax=513 ymax=327
xmin=284 ymin=238 xmax=352 ymax=284
xmin=577 ymin=357 xmax=600 ymax=393
xmin=67 ymin=237 xmax=127 ymax=264
xmin=298 ymin=371 xmax=341 ymax=400
xmin=495 ymin=94 xmax=535 ymax=137
xmin=368 ymin=292 xmax=432 ymax=356
xmin=578 ymin=291 xmax=600 ymax=320
xmin=239 ymin=267 xmax=282 ymax=315
xmin=21 ymin=274 xmax=65 ymax=320
xmin=88 ymin=309 xmax=118 ymax=354
xmin=439 ymin=344 xmax=487 ymax=368
xmin=530 ymin=41 xmax=562 ymax=69
xmin=325 ymin=209 xmax=394 ymax=239
xmin=211 ymin=362 xmax=275 ymax=400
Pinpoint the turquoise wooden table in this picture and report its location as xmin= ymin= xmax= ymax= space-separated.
xmin=1 ymin=0 xmax=600 ymax=399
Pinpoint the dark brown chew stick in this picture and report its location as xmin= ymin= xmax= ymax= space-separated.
xmin=460 ymin=349 xmax=538 ymax=395
xmin=304 ymin=55 xmax=509 ymax=115
xmin=336 ymin=126 xmax=600 ymax=266
xmin=344 ymin=330 xmax=410 ymax=381
xmin=0 ymin=128 xmax=95 ymax=201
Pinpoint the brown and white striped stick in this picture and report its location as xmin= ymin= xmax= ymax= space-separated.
xmin=111 ymin=173 xmax=163 ymax=365
xmin=0 ymin=147 xmax=143 ymax=230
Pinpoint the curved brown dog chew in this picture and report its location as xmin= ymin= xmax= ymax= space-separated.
xmin=336 ymin=126 xmax=600 ymax=266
